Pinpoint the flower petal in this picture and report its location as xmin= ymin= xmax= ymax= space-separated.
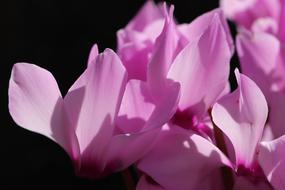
xmin=126 ymin=0 xmax=163 ymax=34
xmin=168 ymin=13 xmax=231 ymax=116
xmin=8 ymin=63 xmax=79 ymax=160
xmin=143 ymin=80 xmax=180 ymax=130
xmin=259 ymin=135 xmax=285 ymax=190
xmin=117 ymin=80 xmax=155 ymax=134
xmin=87 ymin=43 xmax=99 ymax=67
xmin=116 ymin=1 xmax=165 ymax=81
xmin=117 ymin=29 xmax=153 ymax=80
xmin=178 ymin=9 xmax=234 ymax=54
xmin=147 ymin=6 xmax=180 ymax=101
xmin=64 ymin=49 xmax=127 ymax=177
xmin=137 ymin=125 xmax=232 ymax=190
xmin=105 ymin=81 xmax=180 ymax=172
xmin=212 ymin=69 xmax=268 ymax=168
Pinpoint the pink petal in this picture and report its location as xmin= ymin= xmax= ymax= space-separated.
xmin=117 ymin=80 xmax=155 ymax=134
xmin=167 ymin=13 xmax=231 ymax=116
xmin=64 ymin=49 xmax=127 ymax=177
xmin=105 ymin=81 xmax=180 ymax=172
xmin=117 ymin=30 xmax=153 ymax=80
xmin=259 ymin=135 xmax=285 ymax=190
xmin=87 ymin=43 xmax=99 ymax=67
xmin=147 ymin=5 xmax=180 ymax=101
xmin=212 ymin=69 xmax=268 ymax=169
xmin=126 ymin=0 xmax=163 ymax=33
xmin=137 ymin=125 xmax=232 ymax=190
xmin=8 ymin=63 xmax=79 ymax=161
xmin=136 ymin=175 xmax=166 ymax=190
xmin=143 ymin=80 xmax=180 ymax=131
xmin=218 ymin=82 xmax=231 ymax=100
xmin=178 ymin=9 xmax=234 ymax=54
xmin=142 ymin=19 xmax=165 ymax=42
xmin=116 ymin=1 xmax=165 ymax=81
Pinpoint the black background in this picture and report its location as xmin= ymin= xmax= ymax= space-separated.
xmin=0 ymin=0 xmax=238 ymax=189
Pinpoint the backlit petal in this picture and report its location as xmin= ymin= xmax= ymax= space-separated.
xmin=212 ymin=70 xmax=268 ymax=168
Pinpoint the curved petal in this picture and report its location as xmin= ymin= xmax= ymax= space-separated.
xmin=178 ymin=9 xmax=234 ymax=54
xmin=64 ymin=49 xmax=128 ymax=177
xmin=87 ymin=43 xmax=99 ymax=67
xmin=147 ymin=5 xmax=180 ymax=101
xmin=125 ymin=0 xmax=163 ymax=33
xmin=117 ymin=80 xmax=155 ymax=134
xmin=137 ymin=125 xmax=232 ymax=190
xmin=259 ymin=135 xmax=285 ymax=190
xmin=104 ymin=81 xmax=180 ymax=173
xmin=136 ymin=175 xmax=166 ymax=190
xmin=168 ymin=13 xmax=231 ymax=116
xmin=116 ymin=1 xmax=165 ymax=81
xmin=212 ymin=70 xmax=268 ymax=169
xmin=117 ymin=29 xmax=153 ymax=80
xmin=8 ymin=63 xmax=79 ymax=161
xmin=143 ymin=80 xmax=180 ymax=131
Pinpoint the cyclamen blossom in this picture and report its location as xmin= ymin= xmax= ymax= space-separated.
xmin=8 ymin=48 xmax=180 ymax=178
xmin=221 ymin=0 xmax=285 ymax=139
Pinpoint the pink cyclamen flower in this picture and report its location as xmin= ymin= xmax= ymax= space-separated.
xmin=8 ymin=48 xmax=180 ymax=178
xmin=221 ymin=0 xmax=285 ymax=139
xmin=138 ymin=69 xmax=272 ymax=189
